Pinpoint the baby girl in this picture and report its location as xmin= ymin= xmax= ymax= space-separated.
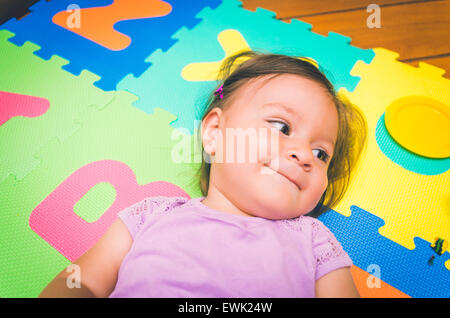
xmin=40 ymin=50 xmax=367 ymax=298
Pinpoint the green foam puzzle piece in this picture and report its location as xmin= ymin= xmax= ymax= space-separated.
xmin=0 ymin=30 xmax=116 ymax=184
xmin=0 ymin=174 xmax=70 ymax=298
xmin=34 ymin=90 xmax=203 ymax=192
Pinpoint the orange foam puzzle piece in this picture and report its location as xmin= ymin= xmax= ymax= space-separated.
xmin=351 ymin=265 xmax=410 ymax=298
xmin=52 ymin=0 xmax=172 ymax=51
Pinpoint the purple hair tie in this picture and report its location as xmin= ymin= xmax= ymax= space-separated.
xmin=214 ymin=85 xmax=224 ymax=99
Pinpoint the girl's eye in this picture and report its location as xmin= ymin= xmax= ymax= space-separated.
xmin=312 ymin=149 xmax=329 ymax=163
xmin=269 ymin=120 xmax=290 ymax=135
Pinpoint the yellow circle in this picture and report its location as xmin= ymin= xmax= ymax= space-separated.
xmin=385 ymin=96 xmax=450 ymax=159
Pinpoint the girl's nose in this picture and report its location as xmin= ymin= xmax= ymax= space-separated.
xmin=287 ymin=146 xmax=313 ymax=171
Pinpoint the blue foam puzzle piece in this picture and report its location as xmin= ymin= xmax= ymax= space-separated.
xmin=319 ymin=206 xmax=450 ymax=298
xmin=117 ymin=0 xmax=375 ymax=134
xmin=1 ymin=0 xmax=222 ymax=91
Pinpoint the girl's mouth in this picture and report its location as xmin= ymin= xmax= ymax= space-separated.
xmin=260 ymin=165 xmax=301 ymax=191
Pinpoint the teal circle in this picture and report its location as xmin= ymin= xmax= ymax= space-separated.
xmin=375 ymin=113 xmax=450 ymax=175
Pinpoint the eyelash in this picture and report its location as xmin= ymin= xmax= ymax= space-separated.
xmin=269 ymin=119 xmax=290 ymax=135
xmin=313 ymin=149 xmax=330 ymax=163
xmin=268 ymin=120 xmax=330 ymax=163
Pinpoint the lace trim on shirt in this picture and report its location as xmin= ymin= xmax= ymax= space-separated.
xmin=127 ymin=196 xmax=189 ymax=229
xmin=279 ymin=216 xmax=311 ymax=232
xmin=281 ymin=216 xmax=347 ymax=267
xmin=149 ymin=196 xmax=189 ymax=214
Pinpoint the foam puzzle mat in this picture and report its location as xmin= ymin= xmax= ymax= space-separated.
xmin=0 ymin=0 xmax=448 ymax=298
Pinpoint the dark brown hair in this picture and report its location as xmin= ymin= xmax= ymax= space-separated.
xmin=192 ymin=50 xmax=367 ymax=218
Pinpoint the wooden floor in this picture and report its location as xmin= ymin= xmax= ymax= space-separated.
xmin=243 ymin=0 xmax=450 ymax=78
xmin=1 ymin=0 xmax=449 ymax=78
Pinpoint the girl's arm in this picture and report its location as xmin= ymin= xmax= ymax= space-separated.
xmin=39 ymin=218 xmax=132 ymax=298
xmin=315 ymin=267 xmax=360 ymax=298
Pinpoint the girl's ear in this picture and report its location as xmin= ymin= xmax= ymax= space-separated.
xmin=201 ymin=107 xmax=223 ymax=156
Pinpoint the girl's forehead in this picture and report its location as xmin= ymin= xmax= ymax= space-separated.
xmin=255 ymin=74 xmax=328 ymax=100
xmin=232 ymin=75 xmax=336 ymax=116
xmin=224 ymin=74 xmax=339 ymax=143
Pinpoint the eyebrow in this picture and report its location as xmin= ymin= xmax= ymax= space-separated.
xmin=261 ymin=102 xmax=337 ymax=149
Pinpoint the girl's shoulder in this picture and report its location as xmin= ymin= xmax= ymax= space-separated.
xmin=280 ymin=215 xmax=353 ymax=278
xmin=117 ymin=196 xmax=191 ymax=239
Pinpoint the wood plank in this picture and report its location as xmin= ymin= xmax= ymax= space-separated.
xmin=277 ymin=1 xmax=450 ymax=65
xmin=241 ymin=0 xmax=435 ymax=18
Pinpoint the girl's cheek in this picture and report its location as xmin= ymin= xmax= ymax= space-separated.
xmin=213 ymin=126 xmax=272 ymax=164
xmin=256 ymin=127 xmax=280 ymax=164
xmin=214 ymin=125 xmax=280 ymax=165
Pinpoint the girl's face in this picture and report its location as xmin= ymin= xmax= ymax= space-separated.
xmin=202 ymin=74 xmax=339 ymax=220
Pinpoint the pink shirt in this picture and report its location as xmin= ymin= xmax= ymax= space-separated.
xmin=109 ymin=196 xmax=352 ymax=297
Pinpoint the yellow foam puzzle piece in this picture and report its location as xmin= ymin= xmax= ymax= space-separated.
xmin=335 ymin=48 xmax=450 ymax=251
xmin=181 ymin=29 xmax=251 ymax=81
xmin=181 ymin=29 xmax=319 ymax=82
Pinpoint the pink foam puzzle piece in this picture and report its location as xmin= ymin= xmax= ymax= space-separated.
xmin=0 ymin=91 xmax=50 ymax=126
xmin=29 ymin=159 xmax=189 ymax=262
